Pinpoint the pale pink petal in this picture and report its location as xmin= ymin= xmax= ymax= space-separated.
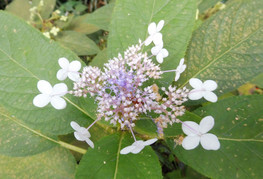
xmin=85 ymin=138 xmax=94 ymax=148
xmin=52 ymin=83 xmax=68 ymax=96
xmin=37 ymin=80 xmax=52 ymax=94
xmin=200 ymin=133 xmax=220 ymax=150
xmin=188 ymin=90 xmax=204 ymax=100
xmin=189 ymin=78 xmax=203 ymax=89
xmin=56 ymin=69 xmax=68 ymax=81
xmin=160 ymin=48 xmax=168 ymax=58
xmin=50 ymin=96 xmax=66 ymax=110
xmin=148 ymin=22 xmax=157 ymax=35
xmin=156 ymin=53 xmax=164 ymax=63
xmin=68 ymin=72 xmax=80 ymax=82
xmin=143 ymin=138 xmax=158 ymax=146
xmin=33 ymin=94 xmax=51 ymax=107
xmin=203 ymin=80 xmax=217 ymax=91
xmin=58 ymin=57 xmax=69 ymax=69
xmin=182 ymin=136 xmax=200 ymax=150
xmin=153 ymin=33 xmax=163 ymax=45
xmin=203 ymin=91 xmax=218 ymax=103
xmin=182 ymin=121 xmax=199 ymax=136
xmin=70 ymin=121 xmax=81 ymax=131
xmin=144 ymin=36 xmax=153 ymax=46
xmin=199 ymin=116 xmax=215 ymax=134
xmin=156 ymin=20 xmax=164 ymax=32
xmin=69 ymin=61 xmax=81 ymax=72
xmin=120 ymin=145 xmax=136 ymax=154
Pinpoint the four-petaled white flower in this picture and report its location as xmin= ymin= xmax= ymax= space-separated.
xmin=145 ymin=20 xmax=164 ymax=46
xmin=182 ymin=116 xmax=220 ymax=150
xmin=175 ymin=58 xmax=186 ymax=81
xmin=57 ymin=57 xmax=81 ymax=81
xmin=151 ymin=42 xmax=169 ymax=63
xmin=33 ymin=80 xmax=67 ymax=110
xmin=120 ymin=138 xmax=158 ymax=154
xmin=188 ymin=78 xmax=218 ymax=103
xmin=70 ymin=121 xmax=94 ymax=148
xmin=50 ymin=27 xmax=60 ymax=36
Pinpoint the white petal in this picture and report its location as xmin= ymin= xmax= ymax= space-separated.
xmin=189 ymin=78 xmax=203 ymax=89
xmin=151 ymin=46 xmax=161 ymax=55
xmin=58 ymin=57 xmax=69 ymax=69
xmin=74 ymin=132 xmax=85 ymax=141
xmin=179 ymin=58 xmax=185 ymax=66
xmin=174 ymin=71 xmax=180 ymax=81
xmin=160 ymin=48 xmax=169 ymax=58
xmin=33 ymin=94 xmax=51 ymax=108
xmin=50 ymin=96 xmax=66 ymax=110
xmin=203 ymin=91 xmax=218 ymax=103
xmin=148 ymin=22 xmax=157 ymax=35
xmin=156 ymin=53 xmax=164 ymax=63
xmin=153 ymin=33 xmax=163 ymax=45
xmin=188 ymin=90 xmax=204 ymax=100
xmin=56 ymin=69 xmax=68 ymax=81
xmin=69 ymin=61 xmax=81 ymax=72
xmin=200 ymin=133 xmax=220 ymax=150
xmin=68 ymin=73 xmax=80 ymax=82
xmin=203 ymin=80 xmax=217 ymax=91
xmin=52 ymin=83 xmax=68 ymax=96
xmin=143 ymin=138 xmax=158 ymax=146
xmin=179 ymin=64 xmax=186 ymax=73
xmin=182 ymin=136 xmax=200 ymax=150
xmin=37 ymin=80 xmax=52 ymax=94
xmin=199 ymin=116 xmax=215 ymax=134
xmin=78 ymin=127 xmax=91 ymax=138
xmin=120 ymin=145 xmax=136 ymax=154
xmin=156 ymin=20 xmax=164 ymax=32
xmin=85 ymin=138 xmax=94 ymax=148
xmin=131 ymin=145 xmax=145 ymax=154
xmin=182 ymin=121 xmax=199 ymax=136
xmin=70 ymin=121 xmax=81 ymax=131
xmin=144 ymin=36 xmax=153 ymax=46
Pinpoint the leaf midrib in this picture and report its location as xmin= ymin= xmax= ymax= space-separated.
xmin=113 ymin=132 xmax=124 ymax=179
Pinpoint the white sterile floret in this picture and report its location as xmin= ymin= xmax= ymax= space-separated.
xmin=182 ymin=116 xmax=220 ymax=150
xmin=145 ymin=20 xmax=165 ymax=46
xmin=175 ymin=58 xmax=186 ymax=81
xmin=70 ymin=121 xmax=94 ymax=148
xmin=33 ymin=80 xmax=67 ymax=110
xmin=57 ymin=57 xmax=81 ymax=81
xmin=188 ymin=78 xmax=218 ymax=102
xmin=151 ymin=42 xmax=169 ymax=63
xmin=50 ymin=27 xmax=60 ymax=36
xmin=120 ymin=138 xmax=157 ymax=154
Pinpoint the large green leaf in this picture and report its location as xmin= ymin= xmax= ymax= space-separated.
xmin=251 ymin=73 xmax=263 ymax=88
xmin=56 ymin=31 xmax=100 ymax=56
xmin=76 ymin=133 xmax=162 ymax=179
xmin=179 ymin=0 xmax=263 ymax=96
xmin=167 ymin=95 xmax=263 ymax=179
xmin=198 ymin=0 xmax=219 ymax=14
xmin=107 ymin=0 xmax=197 ymax=87
xmin=0 ymin=147 xmax=76 ymax=179
xmin=0 ymin=11 xmax=95 ymax=135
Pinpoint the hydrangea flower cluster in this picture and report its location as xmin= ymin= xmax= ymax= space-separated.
xmin=33 ymin=20 xmax=220 ymax=154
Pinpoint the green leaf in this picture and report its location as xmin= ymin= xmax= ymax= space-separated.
xmin=56 ymin=31 xmax=100 ymax=56
xmin=167 ymin=95 xmax=263 ymax=178
xmin=90 ymin=48 xmax=108 ymax=69
xmin=84 ymin=3 xmax=114 ymax=31
xmin=251 ymin=73 xmax=263 ymax=88
xmin=67 ymin=14 xmax=100 ymax=34
xmin=0 ymin=147 xmax=76 ymax=178
xmin=108 ymin=0 xmax=197 ymax=87
xmin=198 ymin=0 xmax=219 ymax=14
xmin=179 ymin=0 xmax=263 ymax=96
xmin=76 ymin=133 xmax=162 ymax=179
xmin=5 ymin=0 xmax=56 ymax=20
xmin=0 ymin=12 xmax=94 ymax=135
